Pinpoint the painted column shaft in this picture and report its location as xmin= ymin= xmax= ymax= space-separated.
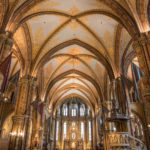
xmin=8 ymin=76 xmax=36 ymax=150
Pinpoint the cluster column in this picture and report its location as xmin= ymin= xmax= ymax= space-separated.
xmin=8 ymin=75 xmax=36 ymax=150
xmin=133 ymin=33 xmax=150 ymax=132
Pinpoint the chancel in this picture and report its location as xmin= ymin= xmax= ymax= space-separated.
xmin=54 ymin=98 xmax=93 ymax=149
xmin=0 ymin=0 xmax=150 ymax=150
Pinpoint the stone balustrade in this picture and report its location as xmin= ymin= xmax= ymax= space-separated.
xmin=104 ymin=132 xmax=146 ymax=150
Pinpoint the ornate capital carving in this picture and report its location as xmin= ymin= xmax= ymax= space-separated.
xmin=0 ymin=31 xmax=13 ymax=43
xmin=19 ymin=75 xmax=37 ymax=85
xmin=5 ymin=37 xmax=14 ymax=48
xmin=0 ymin=33 xmax=7 ymax=42
xmin=133 ymin=32 xmax=150 ymax=50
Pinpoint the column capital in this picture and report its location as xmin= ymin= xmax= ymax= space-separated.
xmin=19 ymin=75 xmax=37 ymax=84
xmin=133 ymin=32 xmax=150 ymax=49
xmin=0 ymin=33 xmax=7 ymax=41
xmin=5 ymin=37 xmax=14 ymax=48
xmin=12 ymin=115 xmax=32 ymax=121
xmin=0 ymin=31 xmax=13 ymax=44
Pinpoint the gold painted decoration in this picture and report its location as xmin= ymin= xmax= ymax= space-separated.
xmin=68 ymin=6 xmax=80 ymax=15
xmin=54 ymin=47 xmax=91 ymax=66
xmin=68 ymin=19 xmax=79 ymax=30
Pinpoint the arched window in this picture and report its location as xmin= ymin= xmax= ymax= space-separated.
xmin=89 ymin=121 xmax=92 ymax=141
xmin=56 ymin=121 xmax=59 ymax=141
xmin=72 ymin=109 xmax=76 ymax=116
xmin=80 ymin=105 xmax=84 ymax=116
xmin=81 ymin=122 xmax=84 ymax=139
xmin=63 ymin=105 xmax=68 ymax=116
xmin=63 ymin=122 xmax=67 ymax=139
xmin=87 ymin=107 xmax=90 ymax=116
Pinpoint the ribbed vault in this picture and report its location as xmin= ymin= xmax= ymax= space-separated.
xmin=3 ymin=0 xmax=145 ymax=112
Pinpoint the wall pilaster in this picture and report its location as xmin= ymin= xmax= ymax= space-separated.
xmin=133 ymin=33 xmax=150 ymax=133
xmin=8 ymin=75 xmax=36 ymax=150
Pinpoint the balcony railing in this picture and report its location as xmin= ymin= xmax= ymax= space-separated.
xmin=104 ymin=132 xmax=147 ymax=150
xmin=129 ymin=135 xmax=147 ymax=150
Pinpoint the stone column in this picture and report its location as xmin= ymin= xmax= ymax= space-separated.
xmin=133 ymin=33 xmax=150 ymax=149
xmin=92 ymin=117 xmax=96 ymax=150
xmin=8 ymin=75 xmax=36 ymax=150
xmin=47 ymin=109 xmax=53 ymax=149
xmin=39 ymin=103 xmax=46 ymax=150
xmin=95 ymin=108 xmax=99 ymax=147
xmin=0 ymin=32 xmax=13 ymax=62
xmin=30 ymin=105 xmax=41 ymax=150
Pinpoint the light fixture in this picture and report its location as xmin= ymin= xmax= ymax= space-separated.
xmin=4 ymin=97 xmax=8 ymax=102
xmin=130 ymin=114 xmax=134 ymax=118
xmin=18 ymin=132 xmax=24 ymax=137
xmin=148 ymin=124 xmax=150 ymax=128
xmin=10 ymin=131 xmax=24 ymax=137
xmin=10 ymin=131 xmax=17 ymax=136
xmin=113 ymin=127 xmax=116 ymax=131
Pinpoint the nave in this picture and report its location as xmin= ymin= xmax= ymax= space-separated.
xmin=0 ymin=0 xmax=149 ymax=150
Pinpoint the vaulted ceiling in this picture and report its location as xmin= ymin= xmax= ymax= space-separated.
xmin=1 ymin=0 xmax=149 ymax=111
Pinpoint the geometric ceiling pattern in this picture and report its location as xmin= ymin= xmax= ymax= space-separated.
xmin=1 ymin=0 xmax=149 ymax=111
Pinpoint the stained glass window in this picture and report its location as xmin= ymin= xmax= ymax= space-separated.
xmin=81 ymin=122 xmax=84 ymax=139
xmin=89 ymin=121 xmax=92 ymax=141
xmin=72 ymin=109 xmax=76 ymax=116
xmin=80 ymin=106 xmax=84 ymax=116
xmin=56 ymin=121 xmax=59 ymax=140
xmin=64 ymin=106 xmax=68 ymax=116
xmin=63 ymin=122 xmax=67 ymax=139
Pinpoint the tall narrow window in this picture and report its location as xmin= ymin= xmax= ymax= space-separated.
xmin=81 ymin=122 xmax=84 ymax=139
xmin=63 ymin=122 xmax=67 ymax=139
xmin=87 ymin=108 xmax=90 ymax=116
xmin=72 ymin=109 xmax=76 ymax=116
xmin=80 ymin=106 xmax=84 ymax=116
xmin=89 ymin=121 xmax=92 ymax=141
xmin=56 ymin=121 xmax=59 ymax=141
xmin=64 ymin=106 xmax=68 ymax=116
